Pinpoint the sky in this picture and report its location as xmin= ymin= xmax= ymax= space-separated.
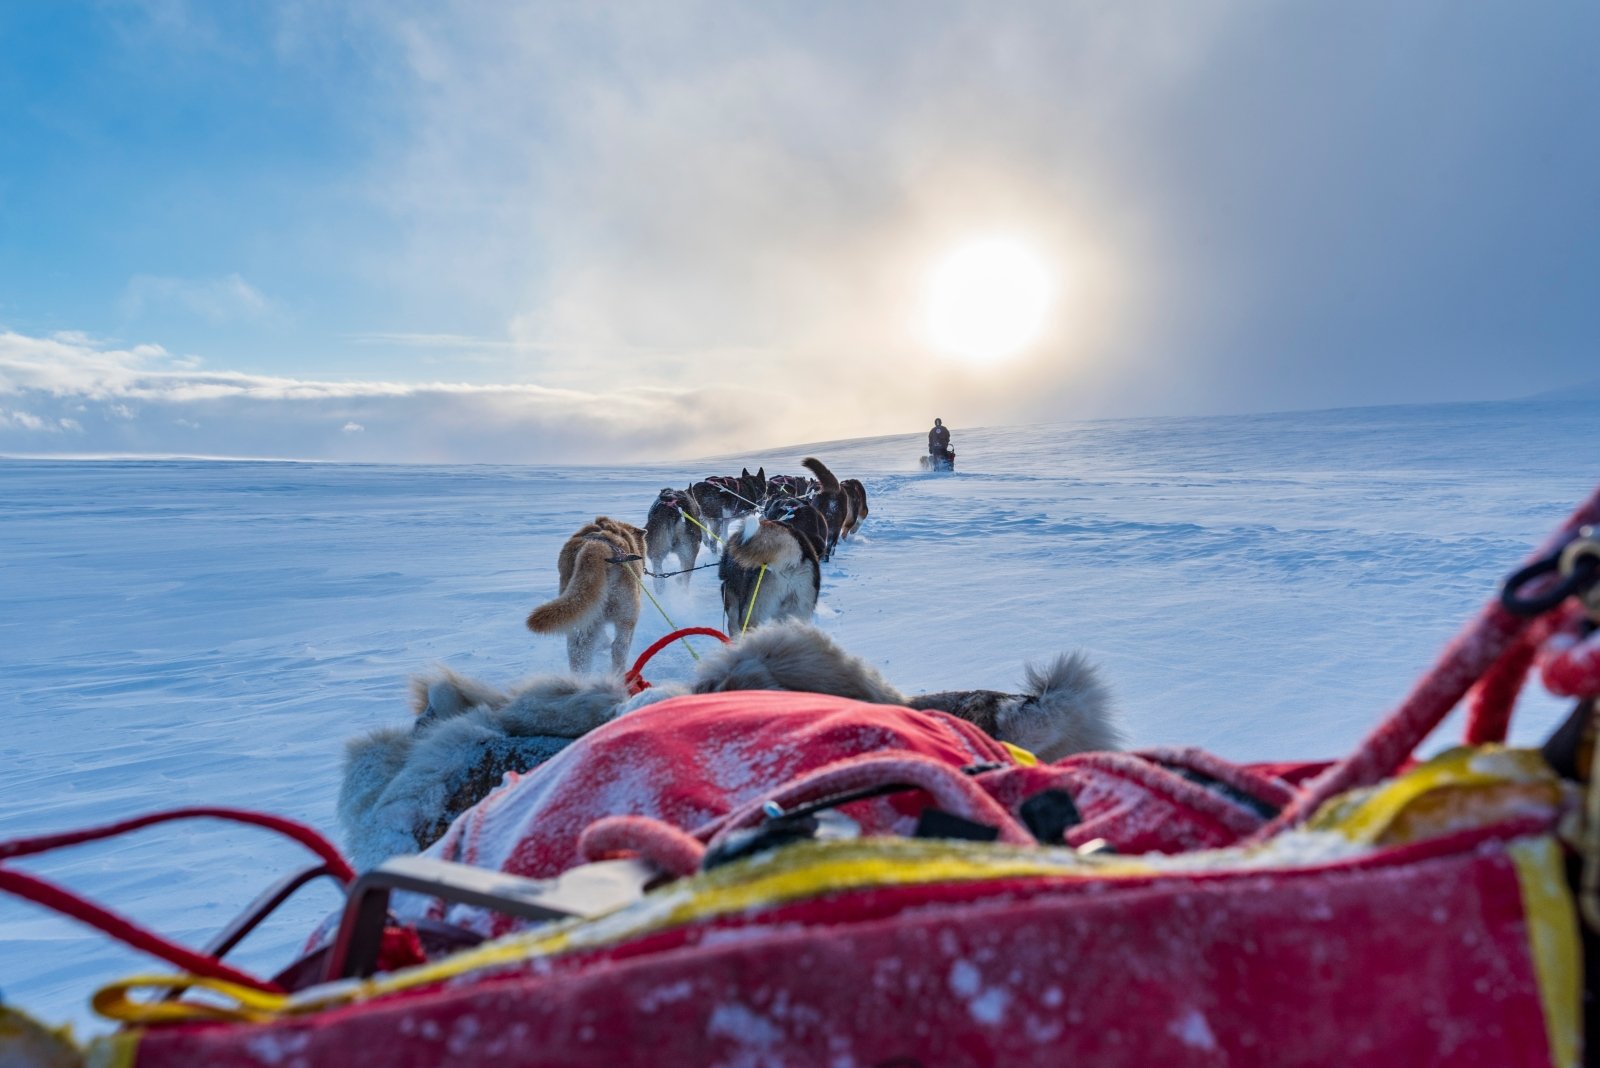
xmin=1 ymin=1 xmax=1596 ymax=463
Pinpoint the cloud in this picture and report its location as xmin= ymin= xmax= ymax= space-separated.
xmin=0 ymin=409 xmax=46 ymax=431
xmin=0 ymin=329 xmax=792 ymax=462
xmin=120 ymin=274 xmax=276 ymax=324
xmin=344 ymin=1 xmax=1600 ymax=423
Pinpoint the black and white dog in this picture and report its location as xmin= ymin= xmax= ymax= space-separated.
xmin=719 ymin=512 xmax=822 ymax=634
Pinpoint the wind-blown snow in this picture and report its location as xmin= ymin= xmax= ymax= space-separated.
xmin=0 ymin=394 xmax=1592 ymax=1033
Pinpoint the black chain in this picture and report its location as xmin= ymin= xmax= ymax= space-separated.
xmin=608 ymin=553 xmax=721 ymax=580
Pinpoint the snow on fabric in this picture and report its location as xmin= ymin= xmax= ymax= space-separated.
xmin=415 ymin=691 xmax=1009 ymax=937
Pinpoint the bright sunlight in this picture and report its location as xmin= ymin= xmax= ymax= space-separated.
xmin=921 ymin=237 xmax=1056 ymax=363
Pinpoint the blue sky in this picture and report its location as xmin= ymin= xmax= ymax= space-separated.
xmin=2 ymin=2 xmax=1597 ymax=462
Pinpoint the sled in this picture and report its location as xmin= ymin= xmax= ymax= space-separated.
xmin=4 ymin=488 xmax=1600 ymax=1067
xmin=920 ymin=449 xmax=955 ymax=472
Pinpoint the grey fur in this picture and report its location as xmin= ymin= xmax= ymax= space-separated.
xmin=339 ymin=671 xmax=630 ymax=869
xmin=691 ymin=620 xmax=905 ymax=704
xmin=997 ymin=651 xmax=1124 ymax=761
xmin=410 ymin=666 xmax=508 ymax=729
xmin=697 ymin=621 xmax=1122 ymax=761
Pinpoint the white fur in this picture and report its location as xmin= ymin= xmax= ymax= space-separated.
xmin=996 ymin=652 xmax=1124 ymax=761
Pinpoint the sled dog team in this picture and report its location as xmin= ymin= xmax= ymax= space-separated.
xmin=524 ymin=457 xmax=870 ymax=675
xmin=348 ymin=455 xmax=1125 ymax=865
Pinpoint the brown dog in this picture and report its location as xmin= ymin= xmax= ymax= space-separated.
xmin=526 ymin=517 xmax=648 ymax=675
xmin=840 ymin=478 xmax=868 ymax=539
xmin=800 ymin=457 xmax=850 ymax=560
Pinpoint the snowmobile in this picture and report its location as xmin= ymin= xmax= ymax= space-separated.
xmin=920 ymin=448 xmax=955 ymax=472
xmin=4 ymin=487 xmax=1600 ymax=1067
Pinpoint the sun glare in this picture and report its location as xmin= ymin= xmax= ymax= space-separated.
xmin=922 ymin=237 xmax=1055 ymax=363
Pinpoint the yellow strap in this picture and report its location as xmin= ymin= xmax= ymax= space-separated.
xmin=1001 ymin=742 xmax=1038 ymax=767
xmin=1509 ymin=837 xmax=1582 ymax=1068
xmin=91 ymin=975 xmax=292 ymax=1025
xmin=740 ymin=564 xmax=767 ymax=635
xmin=678 ymin=509 xmax=723 ymax=546
xmin=1307 ymin=746 xmax=1559 ymax=843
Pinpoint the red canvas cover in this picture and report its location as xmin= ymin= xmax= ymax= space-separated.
xmin=413 ymin=691 xmax=1013 ymax=934
xmin=126 ymin=825 xmax=1567 ymax=1067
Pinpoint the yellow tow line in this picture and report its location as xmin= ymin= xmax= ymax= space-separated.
xmin=741 ymin=565 xmax=768 ymax=635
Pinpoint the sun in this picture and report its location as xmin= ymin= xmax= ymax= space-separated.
xmin=921 ymin=237 xmax=1056 ymax=363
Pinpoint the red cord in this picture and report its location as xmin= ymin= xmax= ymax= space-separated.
xmin=0 ymin=806 xmax=355 ymax=883
xmin=701 ymin=752 xmax=1035 ymax=851
xmin=0 ymin=867 xmax=286 ymax=993
xmin=1539 ymin=618 xmax=1600 ymax=698
xmin=624 ymin=627 xmax=731 ymax=694
xmin=579 ymin=815 xmax=705 ymax=877
xmin=0 ymin=806 xmax=356 ymax=993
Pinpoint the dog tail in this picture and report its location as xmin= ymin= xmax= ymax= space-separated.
xmin=726 ymin=518 xmax=799 ymax=570
xmin=995 ymin=652 xmax=1125 ymax=762
xmin=526 ymin=540 xmax=612 ymax=633
xmin=801 ymin=456 xmax=840 ymax=493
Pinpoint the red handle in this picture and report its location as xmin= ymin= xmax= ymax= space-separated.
xmin=624 ymin=627 xmax=732 ymax=694
xmin=1253 ymin=480 xmax=1600 ymax=841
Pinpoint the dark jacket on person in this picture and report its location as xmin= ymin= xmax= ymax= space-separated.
xmin=928 ymin=424 xmax=951 ymax=455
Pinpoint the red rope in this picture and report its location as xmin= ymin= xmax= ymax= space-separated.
xmin=0 ymin=867 xmax=286 ymax=993
xmin=701 ymin=752 xmax=1035 ymax=851
xmin=578 ymin=815 xmax=704 ymax=877
xmin=624 ymin=626 xmax=731 ymax=694
xmin=1540 ymin=618 xmax=1600 ymax=698
xmin=0 ymin=806 xmax=356 ymax=993
xmin=1253 ymin=481 xmax=1600 ymax=842
xmin=1462 ymin=606 xmax=1574 ymax=745
xmin=0 ymin=806 xmax=356 ymax=883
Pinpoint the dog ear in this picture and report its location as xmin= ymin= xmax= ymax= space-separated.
xmin=756 ymin=466 xmax=765 ymax=482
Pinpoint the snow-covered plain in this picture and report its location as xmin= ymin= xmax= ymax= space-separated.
xmin=2 ymin=395 xmax=1594 ymax=1033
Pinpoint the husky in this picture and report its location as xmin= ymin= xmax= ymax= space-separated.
xmin=762 ymin=492 xmax=829 ymax=554
xmin=720 ymin=513 xmax=821 ymax=634
xmin=525 ymin=516 xmax=647 ymax=675
xmin=766 ymin=473 xmax=814 ymax=499
xmin=689 ymin=467 xmax=764 ymax=544
xmin=644 ymin=487 xmax=704 ymax=591
xmin=840 ymin=478 xmax=868 ymax=539
xmin=801 ymin=457 xmax=850 ymax=559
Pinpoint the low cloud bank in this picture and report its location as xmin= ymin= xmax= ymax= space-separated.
xmin=0 ymin=331 xmax=782 ymax=464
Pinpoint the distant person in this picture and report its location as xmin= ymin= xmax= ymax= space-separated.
xmin=927 ymin=418 xmax=953 ymax=461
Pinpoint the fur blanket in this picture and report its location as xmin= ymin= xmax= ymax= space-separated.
xmin=339 ymin=622 xmax=1123 ymax=870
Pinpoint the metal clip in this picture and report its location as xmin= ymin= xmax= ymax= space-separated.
xmin=1501 ymin=526 xmax=1600 ymax=618
xmin=1559 ymin=526 xmax=1600 ymax=621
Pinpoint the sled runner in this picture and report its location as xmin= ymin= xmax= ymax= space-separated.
xmin=4 ymin=488 xmax=1600 ymax=1067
